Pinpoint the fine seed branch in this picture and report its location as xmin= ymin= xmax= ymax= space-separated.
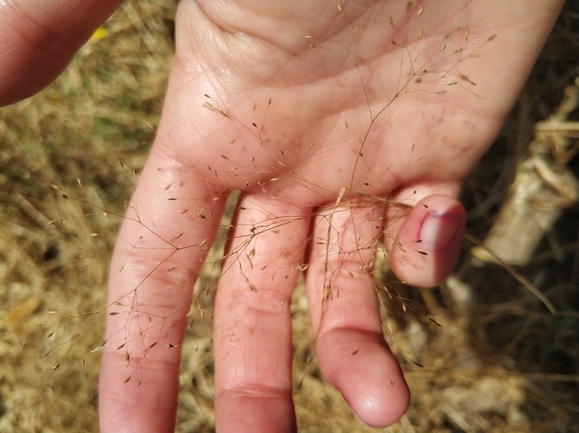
xmin=42 ymin=1 xmax=496 ymax=383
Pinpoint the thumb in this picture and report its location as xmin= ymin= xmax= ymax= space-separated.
xmin=0 ymin=0 xmax=123 ymax=106
xmin=388 ymin=194 xmax=465 ymax=288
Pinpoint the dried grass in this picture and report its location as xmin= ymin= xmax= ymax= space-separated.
xmin=0 ymin=1 xmax=578 ymax=432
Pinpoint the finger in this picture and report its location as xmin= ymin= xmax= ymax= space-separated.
xmin=388 ymin=194 xmax=465 ymax=288
xmin=0 ymin=0 xmax=123 ymax=106
xmin=99 ymin=142 xmax=226 ymax=433
xmin=305 ymin=200 xmax=410 ymax=428
xmin=213 ymin=192 xmax=310 ymax=433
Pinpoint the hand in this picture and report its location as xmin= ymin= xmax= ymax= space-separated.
xmin=0 ymin=1 xmax=563 ymax=432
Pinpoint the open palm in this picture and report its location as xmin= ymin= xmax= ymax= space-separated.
xmin=97 ymin=2 xmax=561 ymax=432
xmin=0 ymin=1 xmax=561 ymax=432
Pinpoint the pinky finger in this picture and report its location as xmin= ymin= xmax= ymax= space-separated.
xmin=388 ymin=195 xmax=465 ymax=288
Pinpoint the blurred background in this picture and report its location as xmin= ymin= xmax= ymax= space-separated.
xmin=0 ymin=1 xmax=578 ymax=432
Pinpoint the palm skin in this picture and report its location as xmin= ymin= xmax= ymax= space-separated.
xmin=0 ymin=1 xmax=562 ymax=432
xmin=98 ymin=2 xmax=562 ymax=432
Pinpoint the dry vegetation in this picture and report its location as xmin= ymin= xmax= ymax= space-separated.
xmin=0 ymin=1 xmax=578 ymax=432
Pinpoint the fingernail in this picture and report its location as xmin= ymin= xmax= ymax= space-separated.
xmin=419 ymin=212 xmax=463 ymax=251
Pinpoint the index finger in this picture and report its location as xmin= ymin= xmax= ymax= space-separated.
xmin=98 ymin=139 xmax=226 ymax=433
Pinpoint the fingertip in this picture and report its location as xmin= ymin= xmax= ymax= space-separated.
xmin=347 ymin=376 xmax=410 ymax=428
xmin=389 ymin=195 xmax=465 ymax=287
xmin=317 ymin=330 xmax=410 ymax=428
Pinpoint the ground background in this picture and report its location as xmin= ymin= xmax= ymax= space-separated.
xmin=0 ymin=1 xmax=578 ymax=432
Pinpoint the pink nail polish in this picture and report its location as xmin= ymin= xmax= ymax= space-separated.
xmin=419 ymin=212 xmax=463 ymax=251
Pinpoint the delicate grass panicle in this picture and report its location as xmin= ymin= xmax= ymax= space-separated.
xmin=6 ymin=0 xmax=495 ymax=428
xmin=87 ymin=1 xmax=493 ymax=384
xmin=1 ymin=1 xmax=577 ymax=432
